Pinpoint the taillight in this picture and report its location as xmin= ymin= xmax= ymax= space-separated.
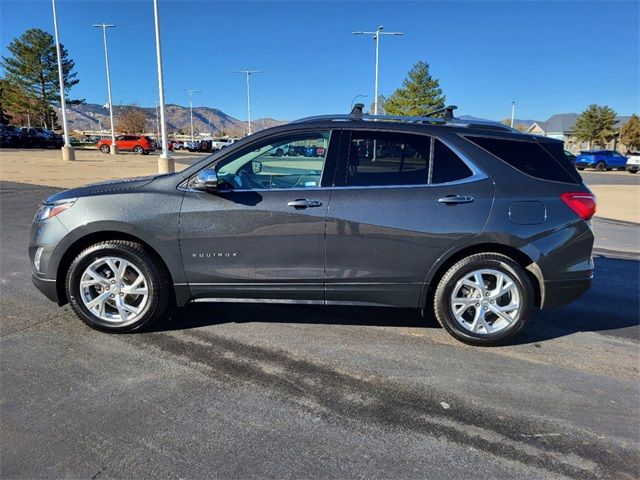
xmin=561 ymin=192 xmax=596 ymax=220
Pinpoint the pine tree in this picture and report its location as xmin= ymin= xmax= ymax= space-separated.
xmin=620 ymin=114 xmax=640 ymax=152
xmin=384 ymin=61 xmax=445 ymax=116
xmin=573 ymin=104 xmax=617 ymax=149
xmin=0 ymin=28 xmax=79 ymax=129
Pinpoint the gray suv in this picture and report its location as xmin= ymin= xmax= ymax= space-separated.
xmin=30 ymin=111 xmax=595 ymax=345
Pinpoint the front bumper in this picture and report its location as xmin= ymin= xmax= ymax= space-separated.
xmin=32 ymin=273 xmax=62 ymax=305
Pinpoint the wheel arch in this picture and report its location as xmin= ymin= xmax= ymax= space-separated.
xmin=55 ymin=230 xmax=177 ymax=306
xmin=420 ymin=243 xmax=543 ymax=310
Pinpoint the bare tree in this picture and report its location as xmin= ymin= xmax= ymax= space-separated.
xmin=116 ymin=105 xmax=148 ymax=134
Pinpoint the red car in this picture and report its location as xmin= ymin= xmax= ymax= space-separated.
xmin=96 ymin=135 xmax=155 ymax=154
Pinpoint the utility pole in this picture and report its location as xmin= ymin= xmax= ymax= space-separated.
xmin=352 ymin=26 xmax=403 ymax=115
xmin=152 ymin=0 xmax=173 ymax=172
xmin=185 ymin=89 xmax=200 ymax=143
xmin=93 ymin=23 xmax=118 ymax=154
xmin=510 ymin=100 xmax=516 ymax=128
xmin=51 ymin=0 xmax=74 ymax=161
xmin=233 ymin=68 xmax=262 ymax=136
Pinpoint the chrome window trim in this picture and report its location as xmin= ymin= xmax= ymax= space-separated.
xmin=178 ymin=133 xmax=489 ymax=193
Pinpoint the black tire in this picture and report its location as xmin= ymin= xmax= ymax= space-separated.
xmin=65 ymin=240 xmax=173 ymax=333
xmin=595 ymin=161 xmax=606 ymax=171
xmin=576 ymin=167 xmax=585 ymax=171
xmin=433 ymin=253 xmax=534 ymax=346
xmin=630 ymin=170 xmax=638 ymax=174
xmin=100 ymin=144 xmax=110 ymax=154
xmin=275 ymin=148 xmax=284 ymax=157
xmin=133 ymin=145 xmax=144 ymax=155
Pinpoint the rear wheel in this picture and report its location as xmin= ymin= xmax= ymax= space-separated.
xmin=133 ymin=145 xmax=144 ymax=154
xmin=433 ymin=253 xmax=534 ymax=346
xmin=65 ymin=241 xmax=173 ymax=332
xmin=99 ymin=144 xmax=110 ymax=154
xmin=595 ymin=161 xmax=606 ymax=171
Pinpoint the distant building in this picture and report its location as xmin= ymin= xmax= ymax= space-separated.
xmin=527 ymin=113 xmax=631 ymax=153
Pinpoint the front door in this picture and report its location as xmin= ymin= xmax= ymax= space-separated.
xmin=325 ymin=129 xmax=494 ymax=308
xmin=179 ymin=129 xmax=337 ymax=301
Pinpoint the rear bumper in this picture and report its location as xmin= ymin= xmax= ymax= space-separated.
xmin=31 ymin=273 xmax=63 ymax=305
xmin=541 ymin=276 xmax=592 ymax=309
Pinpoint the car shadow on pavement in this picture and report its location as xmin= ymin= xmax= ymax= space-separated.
xmin=149 ymin=256 xmax=639 ymax=344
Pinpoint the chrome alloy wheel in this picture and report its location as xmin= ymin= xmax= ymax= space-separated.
xmin=450 ymin=269 xmax=521 ymax=335
xmin=79 ymin=256 xmax=150 ymax=326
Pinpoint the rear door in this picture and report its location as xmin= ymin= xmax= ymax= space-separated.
xmin=325 ymin=129 xmax=494 ymax=307
xmin=179 ymin=129 xmax=338 ymax=302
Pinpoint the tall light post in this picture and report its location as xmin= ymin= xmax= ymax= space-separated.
xmin=185 ymin=89 xmax=200 ymax=143
xmin=350 ymin=94 xmax=368 ymax=109
xmin=352 ymin=26 xmax=403 ymax=115
xmin=51 ymin=0 xmax=74 ymax=161
xmin=152 ymin=0 xmax=173 ymax=172
xmin=233 ymin=68 xmax=262 ymax=136
xmin=93 ymin=23 xmax=118 ymax=154
xmin=510 ymin=100 xmax=516 ymax=128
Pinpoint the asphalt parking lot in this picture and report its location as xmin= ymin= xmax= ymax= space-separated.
xmin=1 ymin=180 xmax=639 ymax=479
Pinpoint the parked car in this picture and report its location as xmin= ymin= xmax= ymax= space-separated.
xmin=21 ymin=127 xmax=63 ymax=149
xmin=96 ymin=135 xmax=155 ymax=154
xmin=30 ymin=110 xmax=595 ymax=346
xmin=211 ymin=138 xmax=236 ymax=151
xmin=0 ymin=125 xmax=27 ymax=148
xmin=625 ymin=152 xmax=640 ymax=174
xmin=575 ymin=150 xmax=627 ymax=171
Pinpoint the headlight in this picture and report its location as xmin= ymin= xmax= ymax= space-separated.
xmin=35 ymin=198 xmax=76 ymax=222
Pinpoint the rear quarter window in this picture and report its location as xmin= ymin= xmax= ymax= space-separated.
xmin=464 ymin=136 xmax=580 ymax=184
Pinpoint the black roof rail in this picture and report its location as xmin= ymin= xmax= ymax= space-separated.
xmin=292 ymin=104 xmax=518 ymax=133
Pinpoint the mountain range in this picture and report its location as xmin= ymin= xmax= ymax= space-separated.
xmin=56 ymin=103 xmax=286 ymax=137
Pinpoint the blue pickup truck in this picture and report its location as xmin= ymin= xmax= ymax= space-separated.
xmin=575 ymin=150 xmax=628 ymax=171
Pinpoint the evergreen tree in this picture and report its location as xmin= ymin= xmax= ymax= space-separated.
xmin=0 ymin=28 xmax=79 ymax=129
xmin=384 ymin=61 xmax=445 ymax=116
xmin=573 ymin=104 xmax=617 ymax=149
xmin=620 ymin=114 xmax=640 ymax=152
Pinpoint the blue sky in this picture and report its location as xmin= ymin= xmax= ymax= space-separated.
xmin=1 ymin=0 xmax=638 ymax=122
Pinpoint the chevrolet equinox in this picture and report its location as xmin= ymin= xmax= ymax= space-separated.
xmin=30 ymin=110 xmax=596 ymax=345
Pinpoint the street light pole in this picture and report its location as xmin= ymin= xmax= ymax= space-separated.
xmin=510 ymin=100 xmax=516 ymax=128
xmin=233 ymin=68 xmax=262 ymax=136
xmin=152 ymin=0 xmax=173 ymax=173
xmin=185 ymin=89 xmax=200 ymax=143
xmin=51 ymin=0 xmax=74 ymax=161
xmin=93 ymin=23 xmax=118 ymax=154
xmin=352 ymin=26 xmax=403 ymax=115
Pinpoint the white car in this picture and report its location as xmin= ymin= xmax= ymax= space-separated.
xmin=625 ymin=152 xmax=640 ymax=174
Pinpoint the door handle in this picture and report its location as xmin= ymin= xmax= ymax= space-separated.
xmin=438 ymin=195 xmax=474 ymax=204
xmin=287 ymin=199 xmax=323 ymax=209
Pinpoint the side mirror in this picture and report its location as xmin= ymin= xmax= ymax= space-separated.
xmin=252 ymin=160 xmax=263 ymax=174
xmin=192 ymin=169 xmax=218 ymax=192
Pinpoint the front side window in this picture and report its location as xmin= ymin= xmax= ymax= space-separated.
xmin=342 ymin=130 xmax=473 ymax=187
xmin=215 ymin=130 xmax=330 ymax=190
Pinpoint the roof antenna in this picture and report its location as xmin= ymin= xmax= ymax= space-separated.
xmin=350 ymin=103 xmax=364 ymax=119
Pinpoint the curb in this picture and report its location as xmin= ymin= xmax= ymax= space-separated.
xmin=594 ymin=216 xmax=640 ymax=227
xmin=593 ymin=248 xmax=640 ymax=261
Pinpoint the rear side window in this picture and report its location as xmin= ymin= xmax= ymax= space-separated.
xmin=465 ymin=136 xmax=579 ymax=184
xmin=342 ymin=131 xmax=473 ymax=187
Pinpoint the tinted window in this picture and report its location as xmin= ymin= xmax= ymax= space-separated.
xmin=466 ymin=136 xmax=579 ymax=184
xmin=343 ymin=131 xmax=472 ymax=187
xmin=215 ymin=130 xmax=330 ymax=190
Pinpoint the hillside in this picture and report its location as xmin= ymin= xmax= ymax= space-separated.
xmin=56 ymin=103 xmax=286 ymax=137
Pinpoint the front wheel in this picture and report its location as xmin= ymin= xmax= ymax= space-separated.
xmin=133 ymin=145 xmax=144 ymax=155
xmin=433 ymin=253 xmax=534 ymax=346
xmin=99 ymin=144 xmax=110 ymax=154
xmin=65 ymin=241 xmax=173 ymax=332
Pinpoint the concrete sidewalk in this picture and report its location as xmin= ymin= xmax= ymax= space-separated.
xmin=592 ymin=218 xmax=640 ymax=258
